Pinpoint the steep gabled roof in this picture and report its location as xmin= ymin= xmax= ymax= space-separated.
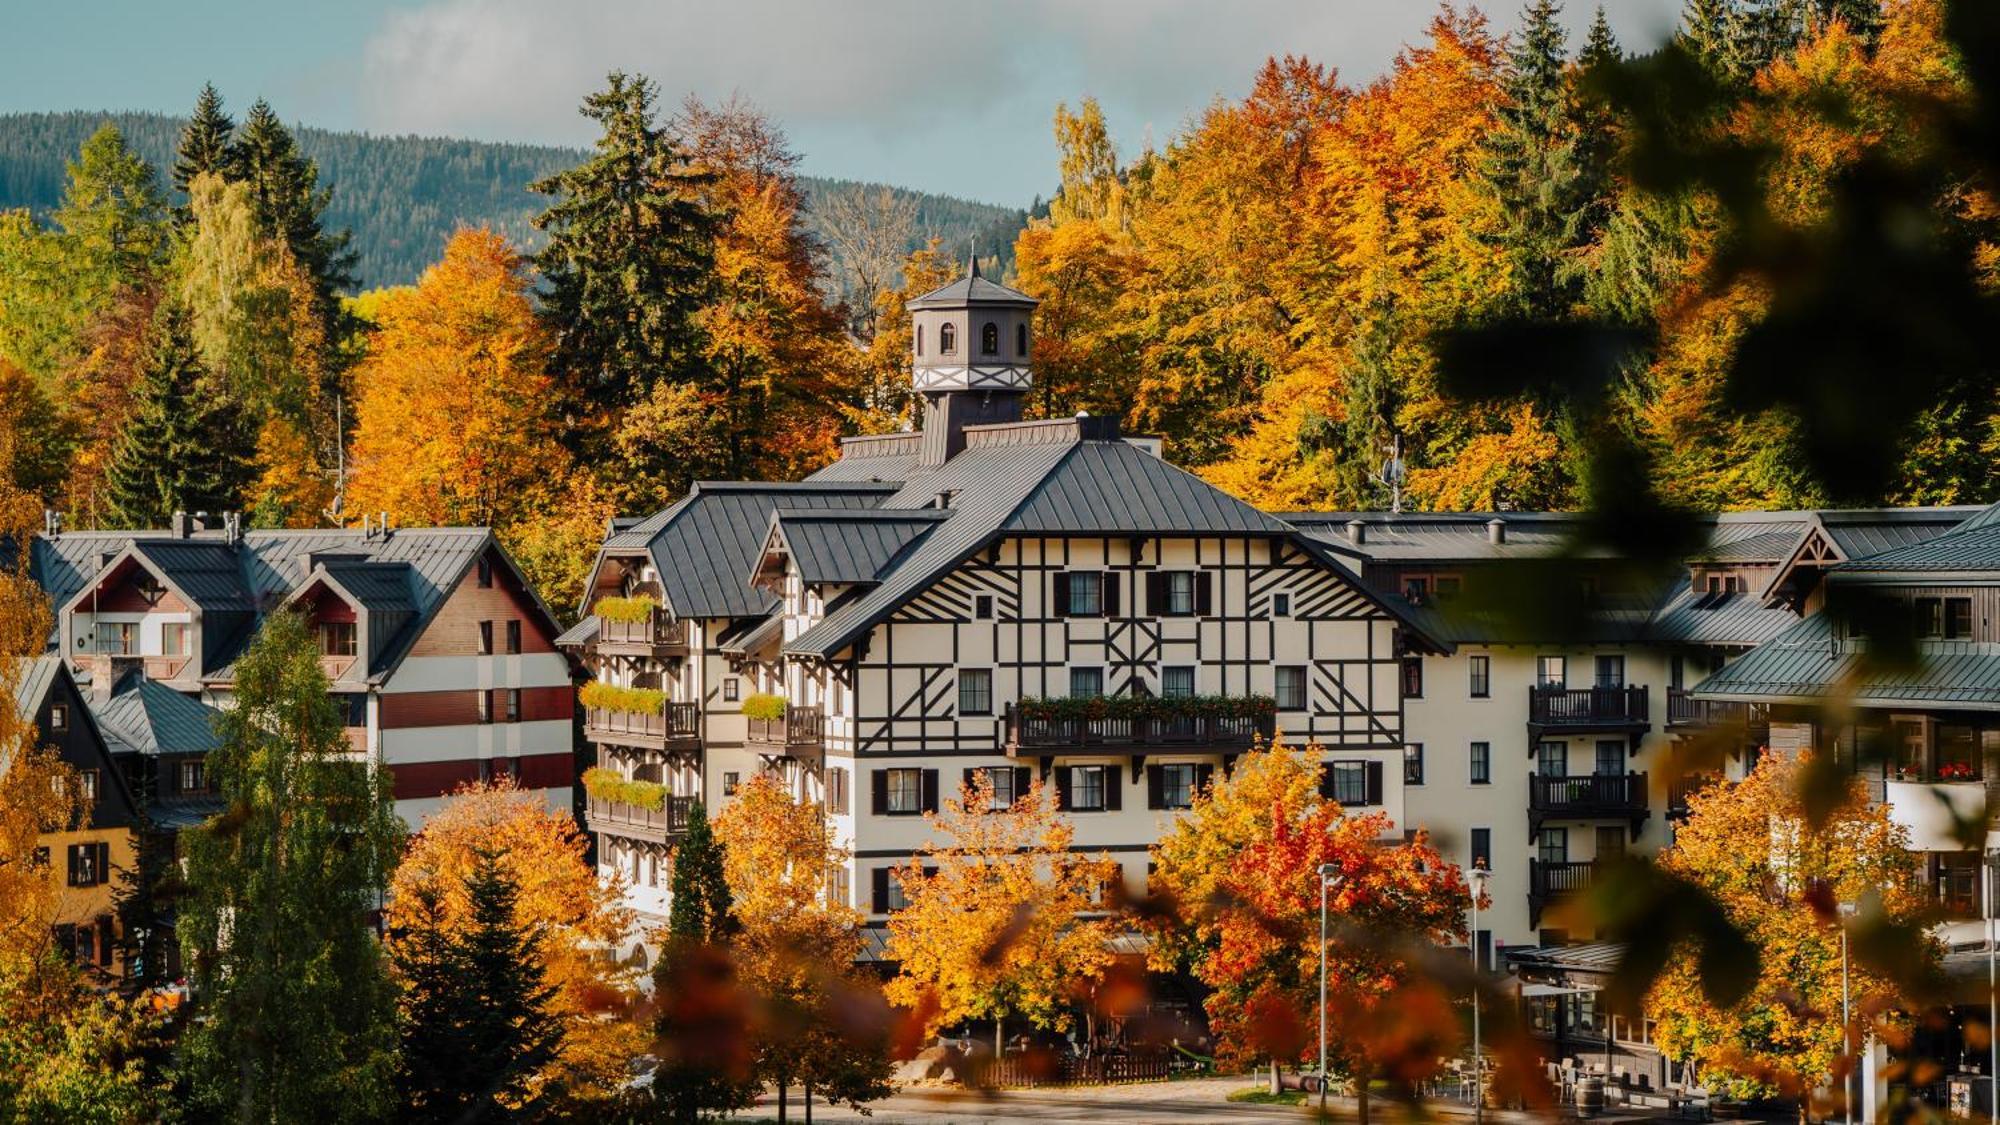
xmin=91 ymin=673 xmax=226 ymax=757
xmin=594 ymin=482 xmax=899 ymax=621
xmin=11 ymin=654 xmax=61 ymax=718
xmin=760 ymin=509 xmax=951 ymax=588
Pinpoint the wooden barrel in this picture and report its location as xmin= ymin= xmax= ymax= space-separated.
xmin=1576 ymin=1075 xmax=1605 ymax=1118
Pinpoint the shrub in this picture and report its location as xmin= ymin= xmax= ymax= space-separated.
xmin=579 ymin=681 xmax=667 ymax=715
xmin=593 ymin=595 xmax=659 ymax=624
xmin=1014 ymin=694 xmax=1276 ymax=722
xmin=741 ymin=693 xmax=788 ymax=721
xmin=581 ymin=766 xmax=668 ymax=810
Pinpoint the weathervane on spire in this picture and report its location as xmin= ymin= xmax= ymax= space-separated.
xmin=969 ymin=239 xmax=980 ymax=279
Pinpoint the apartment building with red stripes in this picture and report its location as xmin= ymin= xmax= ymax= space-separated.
xmin=30 ymin=513 xmax=575 ymax=829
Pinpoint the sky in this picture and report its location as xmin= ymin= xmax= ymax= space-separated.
xmin=1 ymin=0 xmax=1684 ymax=206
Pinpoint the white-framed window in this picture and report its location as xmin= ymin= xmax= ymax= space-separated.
xmin=827 ymin=767 xmax=849 ymax=815
xmin=1537 ymin=656 xmax=1566 ymax=688
xmin=77 ymin=768 xmax=98 ymax=801
xmin=988 ymin=767 xmax=1019 ymax=809
xmin=49 ymin=704 xmax=68 ymax=733
xmin=1069 ymin=765 xmax=1107 ymax=811
xmin=1164 ymin=572 xmax=1195 ymax=615
xmin=1065 ymin=571 xmax=1103 ymax=616
xmin=723 ymin=677 xmax=740 ymax=702
xmin=1326 ymin=761 xmax=1368 ymax=805
xmin=1275 ymin=666 xmax=1307 ymax=711
xmin=178 ymin=759 xmax=206 ymax=794
xmin=162 ymin=622 xmax=190 ymax=656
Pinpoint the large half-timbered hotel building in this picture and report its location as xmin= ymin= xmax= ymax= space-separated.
xmin=564 ymin=262 xmax=2000 ymax=985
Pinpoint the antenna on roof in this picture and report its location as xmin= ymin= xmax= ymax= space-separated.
xmin=1370 ymin=433 xmax=1406 ymax=515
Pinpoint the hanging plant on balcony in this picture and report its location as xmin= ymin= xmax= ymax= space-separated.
xmin=581 ymin=766 xmax=669 ymax=811
xmin=593 ymin=595 xmax=660 ymax=624
xmin=741 ymin=692 xmax=788 ymax=721
xmin=579 ymin=681 xmax=667 ymax=715
xmin=1014 ymin=694 xmax=1276 ymax=722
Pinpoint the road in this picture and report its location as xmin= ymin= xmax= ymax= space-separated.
xmin=742 ymin=1077 xmax=1305 ymax=1122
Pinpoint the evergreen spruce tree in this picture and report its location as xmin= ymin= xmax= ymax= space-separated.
xmin=652 ymin=800 xmax=756 ymax=1122
xmin=235 ymin=98 xmax=356 ymax=332
xmin=53 ymin=124 xmax=168 ymax=284
xmin=102 ymin=304 xmax=256 ymax=527
xmin=1680 ymin=0 xmax=1743 ymax=81
xmin=1568 ymin=7 xmax=1623 ymax=264
xmin=1479 ymin=0 xmax=1596 ymax=319
xmin=531 ymin=71 xmax=717 ymax=434
xmin=1808 ymin=0 xmax=1882 ymax=43
xmin=393 ymin=853 xmax=563 ymax=1124
xmin=176 ymin=611 xmax=404 ymax=1123
xmin=172 ymin=83 xmax=239 ymax=202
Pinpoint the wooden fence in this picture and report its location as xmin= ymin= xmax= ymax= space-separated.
xmin=972 ymin=1052 xmax=1177 ymax=1088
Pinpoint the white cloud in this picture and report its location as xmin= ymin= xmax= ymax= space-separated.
xmin=358 ymin=0 xmax=1682 ymax=202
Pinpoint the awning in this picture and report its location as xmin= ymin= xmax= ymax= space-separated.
xmin=1519 ymin=982 xmax=1601 ymax=999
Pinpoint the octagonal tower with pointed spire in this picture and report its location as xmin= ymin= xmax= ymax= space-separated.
xmin=908 ymin=254 xmax=1038 ymax=467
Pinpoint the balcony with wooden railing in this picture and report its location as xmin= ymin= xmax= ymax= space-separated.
xmin=1003 ymin=704 xmax=1276 ymax=758
xmin=596 ymin=606 xmax=690 ymax=657
xmin=1528 ymin=859 xmax=1602 ymax=928
xmin=1667 ymin=772 xmax=1723 ymax=819
xmin=1665 ymin=688 xmax=1769 ymax=742
xmin=584 ymin=700 xmax=702 ymax=752
xmin=586 ymin=794 xmax=695 ymax=844
xmin=1527 ymin=772 xmax=1650 ymax=838
xmin=746 ymin=704 xmax=825 ymax=766
xmin=1526 ymin=684 xmax=1649 ymax=737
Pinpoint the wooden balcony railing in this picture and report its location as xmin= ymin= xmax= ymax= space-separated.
xmin=746 ymin=704 xmax=825 ymax=759
xmin=1527 ymin=685 xmax=1649 ymax=729
xmin=1665 ymin=689 xmax=1769 ymax=738
xmin=1666 ymin=773 xmax=1722 ymax=819
xmin=597 ymin=609 xmax=689 ymax=654
xmin=1529 ymin=772 xmax=1650 ymax=838
xmin=1528 ymin=859 xmax=1602 ymax=927
xmin=586 ymin=794 xmax=695 ymax=842
xmin=1003 ymin=707 xmax=1275 ymax=756
xmin=584 ymin=701 xmax=702 ymax=749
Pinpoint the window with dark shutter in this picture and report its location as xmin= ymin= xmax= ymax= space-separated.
xmin=1054 ymin=768 xmax=1074 ymax=809
xmin=871 ymin=868 xmax=890 ymax=914
xmin=1102 ymin=572 xmax=1121 ymax=616
xmin=1195 ymin=572 xmax=1213 ymax=616
xmin=1146 ymin=764 xmax=1165 ymax=809
xmin=506 ymin=620 xmax=522 ymax=654
xmin=1364 ymin=760 xmax=1384 ymax=806
xmin=1103 ymin=769 xmax=1121 ymax=811
xmin=1052 ymin=572 xmax=1072 ymax=617
xmin=870 ymin=769 xmax=889 ymax=816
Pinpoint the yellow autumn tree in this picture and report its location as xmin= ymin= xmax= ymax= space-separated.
xmin=885 ymin=771 xmax=1116 ymax=1053
xmin=1646 ymin=751 xmax=1931 ymax=1105
xmin=385 ymin=781 xmax=641 ymax=1107
xmin=713 ymin=774 xmax=894 ymax=1113
xmin=850 ymin=237 xmax=955 ymax=435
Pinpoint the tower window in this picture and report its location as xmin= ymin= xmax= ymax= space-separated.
xmin=981 ymin=322 xmax=999 ymax=355
xmin=940 ymin=323 xmax=957 ymax=355
xmin=915 ymin=325 xmax=924 ymax=356
xmin=1017 ymin=323 xmax=1028 ymax=356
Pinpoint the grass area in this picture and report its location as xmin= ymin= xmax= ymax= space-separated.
xmin=1228 ymin=1086 xmax=1308 ymax=1106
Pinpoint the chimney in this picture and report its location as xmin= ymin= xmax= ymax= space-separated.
xmin=1346 ymin=520 xmax=1367 ymax=544
xmin=1487 ymin=518 xmax=1506 ymax=545
xmin=171 ymin=510 xmax=192 ymax=538
xmin=935 ymin=489 xmax=959 ymax=510
xmin=42 ymin=508 xmax=60 ymax=539
xmin=223 ymin=511 xmax=242 ymax=545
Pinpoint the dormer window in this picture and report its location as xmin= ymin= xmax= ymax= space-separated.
xmin=940 ymin=323 xmax=957 ymax=355
xmin=980 ymin=322 xmax=999 ymax=355
xmin=319 ymin=621 xmax=357 ymax=658
xmin=1017 ymin=323 xmax=1029 ymax=356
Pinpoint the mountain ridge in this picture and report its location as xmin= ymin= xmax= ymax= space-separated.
xmin=0 ymin=109 xmax=1028 ymax=293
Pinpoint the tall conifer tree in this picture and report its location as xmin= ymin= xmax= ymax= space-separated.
xmin=172 ymin=84 xmax=239 ymax=201
xmin=235 ymin=99 xmax=356 ymax=331
xmin=531 ymin=72 xmax=716 ymax=434
xmin=102 ymin=305 xmax=255 ymax=526
xmin=1480 ymin=0 xmax=1595 ymax=319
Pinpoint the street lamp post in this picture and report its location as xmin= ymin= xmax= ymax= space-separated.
xmin=1987 ymin=854 xmax=1997 ymax=1122
xmin=1319 ymin=864 xmax=1343 ymax=1119
xmin=1840 ymin=899 xmax=1858 ymax=1125
xmin=1469 ymin=861 xmax=1491 ymax=1125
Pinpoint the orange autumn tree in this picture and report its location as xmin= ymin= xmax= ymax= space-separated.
xmin=885 ymin=771 xmax=1117 ymax=1052
xmin=1645 ymin=751 xmax=1930 ymax=1105
xmin=385 ymin=781 xmax=640 ymax=1107
xmin=346 ymin=228 xmax=608 ymax=612
xmin=1147 ymin=745 xmax=1472 ymax=1097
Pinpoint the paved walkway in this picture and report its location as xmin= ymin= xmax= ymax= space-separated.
xmin=735 ymin=1077 xmax=1612 ymax=1123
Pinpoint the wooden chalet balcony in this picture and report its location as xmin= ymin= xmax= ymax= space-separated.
xmin=1527 ymin=772 xmax=1650 ymax=839
xmin=1528 ymin=859 xmax=1602 ymax=929
xmin=745 ymin=704 xmax=824 ymax=766
xmin=596 ymin=609 xmax=689 ymax=657
xmin=1665 ymin=688 xmax=1769 ymax=742
xmin=587 ymin=794 xmax=695 ymax=844
xmin=1526 ymin=685 xmax=1649 ymax=736
xmin=1002 ymin=705 xmax=1274 ymax=758
xmin=584 ymin=701 xmax=702 ymax=752
xmin=1667 ymin=773 xmax=1723 ymax=820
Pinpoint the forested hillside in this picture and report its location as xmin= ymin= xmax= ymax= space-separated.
xmin=0 ymin=110 xmax=1026 ymax=292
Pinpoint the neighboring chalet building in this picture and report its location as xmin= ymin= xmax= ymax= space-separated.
xmin=11 ymin=655 xmax=138 ymax=979
xmin=29 ymin=516 xmax=575 ymax=829
xmin=564 ymin=264 xmax=1441 ymax=959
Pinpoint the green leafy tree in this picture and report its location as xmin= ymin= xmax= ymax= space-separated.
xmin=172 ymin=83 xmax=239 ymax=201
xmin=393 ymin=851 xmax=563 ymax=1124
xmin=531 ymin=72 xmax=716 ymax=453
xmin=54 ymin=123 xmax=168 ymax=287
xmin=176 ymin=611 xmax=403 ymax=1124
xmin=102 ymin=304 xmax=255 ymax=526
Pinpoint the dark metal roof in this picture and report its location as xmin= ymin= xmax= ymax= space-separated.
xmin=1821 ymin=506 xmax=1986 ymax=561
xmin=11 ymin=654 xmax=61 ymax=717
xmin=91 ymin=675 xmax=225 ymax=757
xmin=604 ymin=482 xmax=900 ymax=620
xmin=1646 ymin=582 xmax=1804 ymax=648
xmin=150 ymin=797 xmax=225 ymax=830
xmin=552 ymin=615 xmax=600 ymax=648
xmin=768 ymin=509 xmax=951 ymax=587
xmin=718 ymin=611 xmax=784 ymax=657
xmin=317 ymin=560 xmax=417 ymax=614
xmin=1831 ymin=503 xmax=2000 ymax=573
xmin=906 ymin=265 xmax=1037 ymax=310
xmin=804 ymin=433 xmax=921 ymax=484
xmin=1693 ymin=614 xmax=2000 ymax=707
xmin=1506 ymin=941 xmax=1627 ymax=976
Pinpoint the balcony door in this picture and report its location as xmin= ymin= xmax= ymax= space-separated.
xmin=1594 ymin=655 xmax=1625 ymax=689
xmin=1538 ymin=827 xmax=1569 ymax=865
xmin=1537 ymin=740 xmax=1567 ymax=779
xmin=1594 ymin=740 xmax=1624 ymax=777
xmin=1594 ymin=826 xmax=1626 ymax=864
